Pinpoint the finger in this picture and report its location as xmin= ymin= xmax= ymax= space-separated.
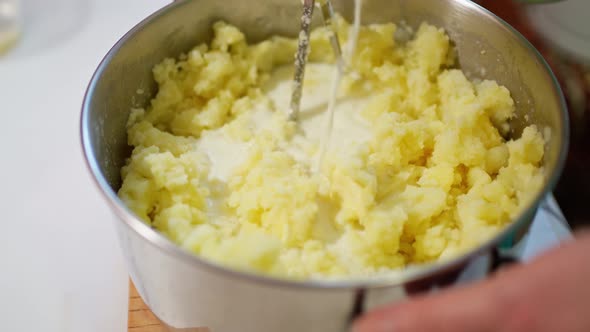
xmin=353 ymin=229 xmax=590 ymax=332
xmin=352 ymin=277 xmax=503 ymax=332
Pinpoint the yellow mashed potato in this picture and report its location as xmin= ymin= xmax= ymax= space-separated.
xmin=118 ymin=17 xmax=545 ymax=279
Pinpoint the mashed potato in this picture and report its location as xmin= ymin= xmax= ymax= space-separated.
xmin=118 ymin=17 xmax=545 ymax=279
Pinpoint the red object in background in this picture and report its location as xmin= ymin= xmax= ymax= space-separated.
xmin=480 ymin=0 xmax=590 ymax=229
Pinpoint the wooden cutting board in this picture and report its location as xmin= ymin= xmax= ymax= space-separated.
xmin=128 ymin=281 xmax=210 ymax=332
xmin=128 ymin=281 xmax=162 ymax=332
xmin=127 ymin=1 xmax=543 ymax=330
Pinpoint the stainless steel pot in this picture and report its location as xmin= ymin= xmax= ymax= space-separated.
xmin=80 ymin=0 xmax=569 ymax=331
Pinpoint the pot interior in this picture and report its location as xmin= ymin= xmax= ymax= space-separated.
xmin=82 ymin=0 xmax=567 ymax=282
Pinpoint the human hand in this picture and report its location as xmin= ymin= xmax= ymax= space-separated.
xmin=353 ymin=229 xmax=590 ymax=332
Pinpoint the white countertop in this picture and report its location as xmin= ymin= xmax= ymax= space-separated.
xmin=0 ymin=0 xmax=167 ymax=331
xmin=0 ymin=1 xmax=572 ymax=331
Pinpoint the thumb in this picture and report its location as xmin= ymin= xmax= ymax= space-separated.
xmin=353 ymin=230 xmax=590 ymax=332
xmin=352 ymin=274 xmax=504 ymax=332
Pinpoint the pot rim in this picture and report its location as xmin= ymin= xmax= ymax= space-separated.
xmin=80 ymin=0 xmax=569 ymax=290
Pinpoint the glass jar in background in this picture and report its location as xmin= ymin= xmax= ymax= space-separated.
xmin=0 ymin=0 xmax=21 ymax=54
xmin=525 ymin=0 xmax=590 ymax=131
xmin=526 ymin=0 xmax=590 ymax=65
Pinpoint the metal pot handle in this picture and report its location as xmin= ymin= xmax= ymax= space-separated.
xmin=491 ymin=248 xmax=519 ymax=272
